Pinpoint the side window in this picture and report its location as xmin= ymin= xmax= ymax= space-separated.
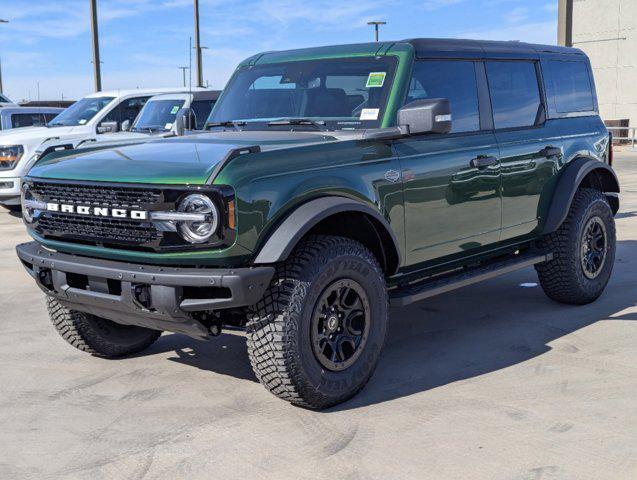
xmin=486 ymin=61 xmax=542 ymax=129
xmin=11 ymin=113 xmax=45 ymax=128
xmin=190 ymin=100 xmax=216 ymax=130
xmin=406 ymin=60 xmax=480 ymax=133
xmin=102 ymin=96 xmax=150 ymax=125
xmin=548 ymin=60 xmax=594 ymax=113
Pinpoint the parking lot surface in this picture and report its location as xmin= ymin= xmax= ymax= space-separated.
xmin=1 ymin=152 xmax=636 ymax=480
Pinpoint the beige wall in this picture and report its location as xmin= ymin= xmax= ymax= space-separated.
xmin=571 ymin=0 xmax=637 ymax=125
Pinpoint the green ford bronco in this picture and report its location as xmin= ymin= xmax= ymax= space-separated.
xmin=17 ymin=39 xmax=618 ymax=409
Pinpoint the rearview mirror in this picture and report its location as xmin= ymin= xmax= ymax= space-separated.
xmin=97 ymin=121 xmax=119 ymax=134
xmin=397 ymin=99 xmax=451 ymax=135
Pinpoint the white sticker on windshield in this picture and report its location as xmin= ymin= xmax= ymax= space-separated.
xmin=360 ymin=108 xmax=379 ymax=121
xmin=165 ymin=123 xmax=173 ymax=130
xmin=78 ymin=119 xmax=87 ymax=125
xmin=170 ymin=106 xmax=180 ymax=114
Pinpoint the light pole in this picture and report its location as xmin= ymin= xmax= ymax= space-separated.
xmin=194 ymin=0 xmax=204 ymax=88
xmin=178 ymin=66 xmax=189 ymax=87
xmin=89 ymin=0 xmax=102 ymax=91
xmin=0 ymin=19 xmax=8 ymax=94
xmin=367 ymin=21 xmax=386 ymax=42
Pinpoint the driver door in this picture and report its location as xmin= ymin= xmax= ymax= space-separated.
xmin=394 ymin=59 xmax=502 ymax=266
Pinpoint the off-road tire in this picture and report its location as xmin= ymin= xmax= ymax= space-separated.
xmin=535 ymin=188 xmax=615 ymax=305
xmin=47 ymin=296 xmax=162 ymax=358
xmin=246 ymin=235 xmax=388 ymax=409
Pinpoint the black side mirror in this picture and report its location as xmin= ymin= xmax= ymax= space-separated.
xmin=174 ymin=108 xmax=195 ymax=136
xmin=397 ymin=98 xmax=452 ymax=135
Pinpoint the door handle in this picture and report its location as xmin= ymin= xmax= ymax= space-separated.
xmin=470 ymin=156 xmax=498 ymax=169
xmin=539 ymin=146 xmax=562 ymax=157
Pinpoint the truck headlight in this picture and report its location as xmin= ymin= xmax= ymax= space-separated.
xmin=176 ymin=194 xmax=219 ymax=244
xmin=21 ymin=183 xmax=44 ymax=224
xmin=0 ymin=145 xmax=24 ymax=170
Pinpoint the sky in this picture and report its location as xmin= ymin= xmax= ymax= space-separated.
xmin=0 ymin=0 xmax=558 ymax=102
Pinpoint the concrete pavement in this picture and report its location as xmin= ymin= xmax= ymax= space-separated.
xmin=1 ymin=153 xmax=636 ymax=479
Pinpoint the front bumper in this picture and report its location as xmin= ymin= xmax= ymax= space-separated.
xmin=0 ymin=177 xmax=20 ymax=205
xmin=16 ymin=241 xmax=274 ymax=339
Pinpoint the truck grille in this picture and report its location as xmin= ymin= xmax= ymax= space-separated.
xmin=38 ymin=213 xmax=161 ymax=245
xmin=30 ymin=180 xmax=165 ymax=250
xmin=30 ymin=181 xmax=161 ymax=208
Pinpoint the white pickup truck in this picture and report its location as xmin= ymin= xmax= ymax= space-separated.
xmin=0 ymin=87 xmax=200 ymax=209
xmin=71 ymin=89 xmax=219 ymax=150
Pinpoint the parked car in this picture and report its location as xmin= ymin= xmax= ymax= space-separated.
xmin=0 ymin=88 xmax=202 ymax=208
xmin=70 ymin=90 xmax=220 ymax=150
xmin=16 ymin=39 xmax=618 ymax=409
xmin=0 ymin=106 xmax=63 ymax=130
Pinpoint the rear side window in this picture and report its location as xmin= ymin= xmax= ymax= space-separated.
xmin=103 ymin=96 xmax=150 ymax=125
xmin=548 ymin=60 xmax=594 ymax=113
xmin=407 ymin=60 xmax=480 ymax=133
xmin=11 ymin=113 xmax=47 ymax=128
xmin=486 ymin=61 xmax=542 ymax=129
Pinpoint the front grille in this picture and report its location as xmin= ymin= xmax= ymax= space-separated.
xmin=26 ymin=179 xmax=234 ymax=252
xmin=39 ymin=213 xmax=162 ymax=245
xmin=31 ymin=181 xmax=161 ymax=208
xmin=30 ymin=180 xmax=165 ymax=250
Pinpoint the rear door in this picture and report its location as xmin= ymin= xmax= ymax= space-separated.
xmin=485 ymin=60 xmax=564 ymax=241
xmin=394 ymin=59 xmax=501 ymax=266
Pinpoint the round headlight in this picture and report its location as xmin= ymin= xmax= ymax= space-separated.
xmin=177 ymin=194 xmax=219 ymax=244
xmin=21 ymin=183 xmax=34 ymax=223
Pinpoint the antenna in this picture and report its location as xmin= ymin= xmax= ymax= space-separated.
xmin=37 ymin=81 xmax=41 ymax=123
xmin=188 ymin=36 xmax=193 ymax=129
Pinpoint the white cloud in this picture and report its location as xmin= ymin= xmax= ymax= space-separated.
xmin=544 ymin=2 xmax=559 ymax=13
xmin=423 ymin=0 xmax=466 ymax=11
xmin=504 ymin=6 xmax=529 ymax=24
xmin=456 ymin=19 xmax=557 ymax=45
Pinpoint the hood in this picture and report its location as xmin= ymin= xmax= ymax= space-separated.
xmin=0 ymin=125 xmax=78 ymax=146
xmin=27 ymin=130 xmax=341 ymax=185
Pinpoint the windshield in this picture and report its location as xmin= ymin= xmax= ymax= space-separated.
xmin=208 ymin=56 xmax=397 ymax=130
xmin=48 ymin=96 xmax=115 ymax=127
xmin=131 ymin=99 xmax=186 ymax=132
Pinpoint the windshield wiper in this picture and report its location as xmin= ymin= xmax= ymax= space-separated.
xmin=267 ymin=118 xmax=328 ymax=131
xmin=133 ymin=126 xmax=159 ymax=133
xmin=207 ymin=120 xmax=246 ymax=130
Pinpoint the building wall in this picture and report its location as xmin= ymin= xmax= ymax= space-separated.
xmin=570 ymin=0 xmax=637 ymax=125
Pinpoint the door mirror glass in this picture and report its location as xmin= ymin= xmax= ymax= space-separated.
xmin=97 ymin=121 xmax=119 ymax=134
xmin=397 ymin=99 xmax=452 ymax=135
xmin=174 ymin=108 xmax=195 ymax=136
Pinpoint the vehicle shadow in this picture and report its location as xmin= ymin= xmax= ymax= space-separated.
xmin=332 ymin=239 xmax=637 ymax=411
xmin=142 ymin=330 xmax=258 ymax=382
xmin=137 ymin=240 xmax=637 ymax=410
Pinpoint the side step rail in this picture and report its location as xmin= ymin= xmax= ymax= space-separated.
xmin=389 ymin=252 xmax=553 ymax=307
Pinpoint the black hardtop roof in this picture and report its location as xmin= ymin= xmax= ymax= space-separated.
xmin=193 ymin=90 xmax=221 ymax=101
xmin=403 ymin=38 xmax=584 ymax=58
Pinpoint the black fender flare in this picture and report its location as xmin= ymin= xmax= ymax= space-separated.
xmin=542 ymin=157 xmax=620 ymax=234
xmin=253 ymin=196 xmax=401 ymax=273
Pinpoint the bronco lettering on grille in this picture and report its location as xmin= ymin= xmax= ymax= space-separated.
xmin=45 ymin=202 xmax=148 ymax=220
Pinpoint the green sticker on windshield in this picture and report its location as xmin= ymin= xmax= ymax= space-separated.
xmin=170 ymin=105 xmax=180 ymax=114
xmin=366 ymin=72 xmax=386 ymax=88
